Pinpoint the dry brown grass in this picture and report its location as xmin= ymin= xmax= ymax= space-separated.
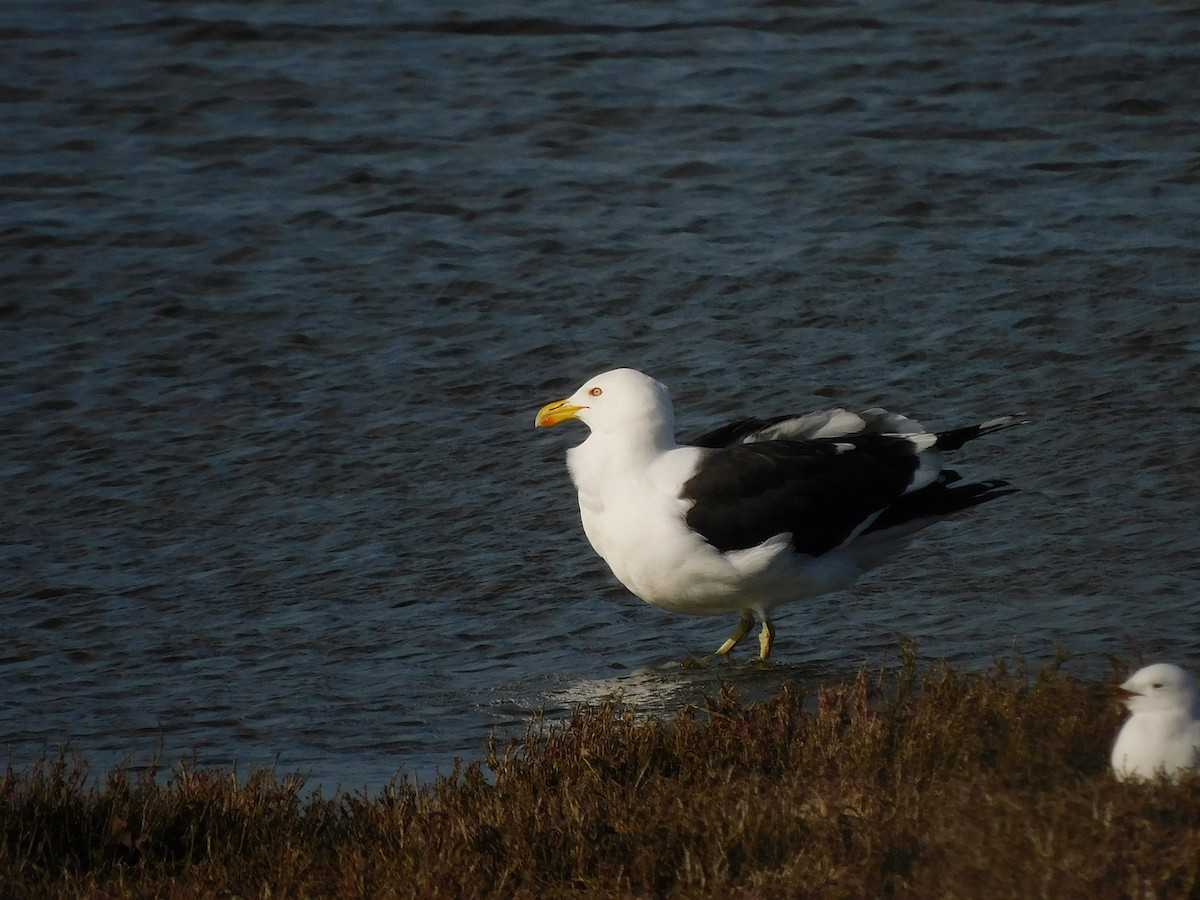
xmin=3 ymin=651 xmax=1199 ymax=898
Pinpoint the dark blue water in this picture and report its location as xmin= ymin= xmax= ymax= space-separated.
xmin=2 ymin=0 xmax=1199 ymax=791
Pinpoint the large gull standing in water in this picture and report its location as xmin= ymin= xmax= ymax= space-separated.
xmin=535 ymin=367 xmax=1021 ymax=659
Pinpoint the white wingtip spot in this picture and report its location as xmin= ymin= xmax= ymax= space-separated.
xmin=981 ymin=414 xmax=1029 ymax=431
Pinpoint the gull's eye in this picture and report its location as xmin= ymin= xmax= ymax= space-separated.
xmin=589 ymin=387 xmax=603 ymax=397
xmin=1152 ymin=683 xmax=1163 ymax=689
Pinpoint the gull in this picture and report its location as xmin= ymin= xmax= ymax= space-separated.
xmin=535 ymin=367 xmax=1021 ymax=659
xmin=1111 ymin=662 xmax=1200 ymax=781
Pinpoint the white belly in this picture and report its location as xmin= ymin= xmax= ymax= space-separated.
xmin=567 ymin=439 xmax=866 ymax=617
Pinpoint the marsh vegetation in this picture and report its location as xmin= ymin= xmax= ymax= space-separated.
xmin=3 ymin=652 xmax=1198 ymax=898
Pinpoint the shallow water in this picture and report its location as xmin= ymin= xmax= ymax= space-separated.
xmin=2 ymin=0 xmax=1199 ymax=791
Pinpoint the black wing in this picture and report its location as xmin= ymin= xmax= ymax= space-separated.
xmin=688 ymin=416 xmax=794 ymax=448
xmin=682 ymin=435 xmax=924 ymax=556
xmin=688 ymin=408 xmax=936 ymax=448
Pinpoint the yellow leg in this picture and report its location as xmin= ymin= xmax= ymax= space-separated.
xmin=715 ymin=610 xmax=754 ymax=655
xmin=758 ymin=616 xmax=775 ymax=660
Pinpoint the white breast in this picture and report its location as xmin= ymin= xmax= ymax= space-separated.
xmin=567 ymin=439 xmax=747 ymax=612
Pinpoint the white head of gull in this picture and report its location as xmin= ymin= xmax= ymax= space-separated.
xmin=1110 ymin=662 xmax=1200 ymax=781
xmin=536 ymin=367 xmax=1022 ymax=660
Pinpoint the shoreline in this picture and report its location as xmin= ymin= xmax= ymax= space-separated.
xmin=3 ymin=653 xmax=1198 ymax=898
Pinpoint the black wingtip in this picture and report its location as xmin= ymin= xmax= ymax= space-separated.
xmin=863 ymin=477 xmax=1017 ymax=536
xmin=935 ymin=415 xmax=1028 ymax=452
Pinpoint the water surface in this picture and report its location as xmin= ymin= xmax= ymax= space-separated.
xmin=2 ymin=0 xmax=1199 ymax=791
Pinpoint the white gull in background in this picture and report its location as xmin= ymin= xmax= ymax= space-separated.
xmin=535 ymin=368 xmax=1022 ymax=659
xmin=1111 ymin=662 xmax=1200 ymax=781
